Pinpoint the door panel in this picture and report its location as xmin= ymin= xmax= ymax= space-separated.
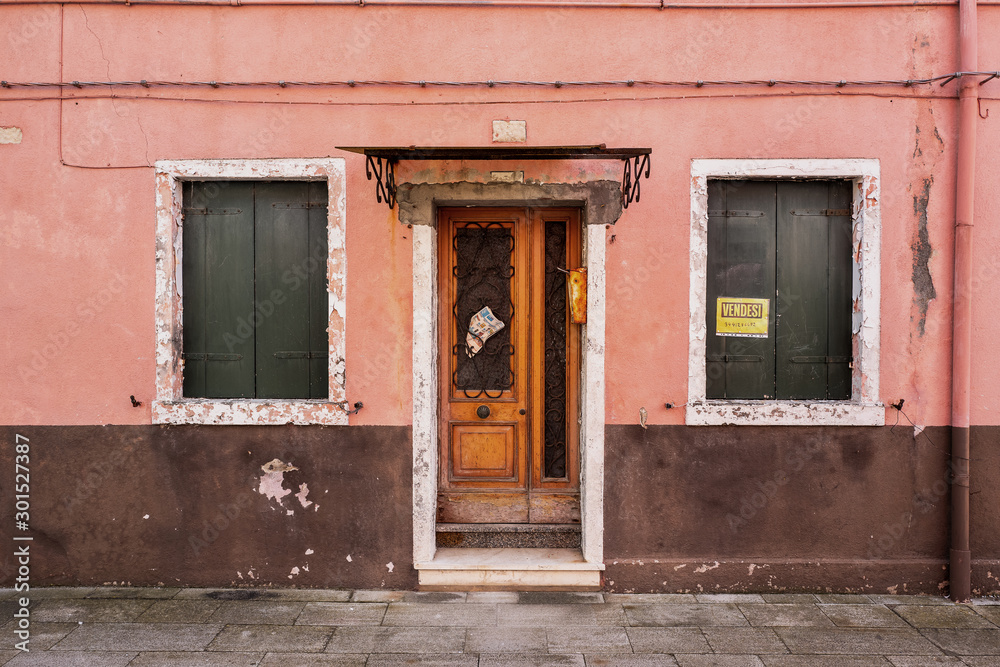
xmin=451 ymin=422 xmax=518 ymax=479
xmin=438 ymin=207 xmax=581 ymax=524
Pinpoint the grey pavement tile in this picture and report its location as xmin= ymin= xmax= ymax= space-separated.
xmin=324 ymin=626 xmax=466 ymax=653
xmin=0 ymin=651 xmax=18 ymax=666
xmin=625 ymin=604 xmax=748 ymax=628
xmin=674 ymin=656 xmax=765 ymax=667
xmin=467 ymin=592 xmax=522 ymax=604
xmin=33 ymin=599 xmax=155 ymax=623
xmin=820 ymin=604 xmax=911 ymax=628
xmin=296 ymin=602 xmax=387 ymax=626
xmin=971 ymin=599 xmax=1000 ymax=606
xmin=129 ymin=653 xmax=265 ymax=666
xmin=872 ymin=596 xmax=953 ymax=606
xmin=585 ymin=656 xmax=680 ymax=666
xmin=496 ymin=603 xmax=627 ymax=627
xmin=518 ymin=592 xmax=605 ymax=604
xmin=4 ymin=652 xmax=137 ymax=667
xmin=465 ymin=626 xmax=548 ymax=652
xmin=479 ymin=655 xmax=585 ymax=667
xmin=920 ymin=628 xmax=1000 ymax=655
xmin=696 ymin=595 xmax=766 ymax=605
xmin=21 ymin=588 xmax=96 ymax=600
xmin=894 ymin=605 xmax=996 ymax=629
xmin=702 ymin=628 xmax=789 ymax=654
xmin=972 ymin=606 xmax=1000 ymax=625
xmin=961 ymin=659 xmax=1000 ymax=666
xmin=382 ymin=602 xmax=497 ymax=626
xmin=174 ymin=589 xmax=278 ymax=601
xmin=207 ymin=601 xmax=306 ymax=625
xmin=1 ymin=622 xmax=78 ymax=650
xmin=207 ymin=625 xmax=332 ymax=652
xmin=814 ymin=595 xmax=874 ymax=604
xmin=259 ymin=654 xmax=368 ymax=666
xmin=135 ymin=599 xmax=222 ymax=622
xmin=626 ymin=628 xmax=712 ymax=654
xmin=605 ymin=595 xmax=698 ymax=604
xmin=886 ymin=658 xmax=966 ymax=666
xmin=760 ymin=658 xmax=892 ymax=666
xmin=350 ymin=590 xmax=406 ymax=603
xmin=760 ymin=595 xmax=818 ymax=604
xmin=0 ymin=589 xmax=16 ymax=601
xmin=54 ymin=623 xmax=224 ymax=651
xmin=547 ymin=627 xmax=632 ymax=653
xmin=257 ymin=590 xmax=351 ymax=602
xmin=368 ymin=656 xmax=479 ymax=667
xmin=738 ymin=604 xmax=835 ymax=628
xmin=774 ymin=627 xmax=943 ymax=655
xmin=86 ymin=587 xmax=180 ymax=599
xmin=401 ymin=591 xmax=467 ymax=603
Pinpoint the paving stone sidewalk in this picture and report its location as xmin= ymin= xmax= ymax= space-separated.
xmin=2 ymin=588 xmax=1000 ymax=666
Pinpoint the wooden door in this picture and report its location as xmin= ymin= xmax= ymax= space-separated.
xmin=438 ymin=207 xmax=581 ymax=524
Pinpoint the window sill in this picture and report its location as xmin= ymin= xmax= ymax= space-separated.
xmin=152 ymin=399 xmax=350 ymax=426
xmin=685 ymin=401 xmax=885 ymax=427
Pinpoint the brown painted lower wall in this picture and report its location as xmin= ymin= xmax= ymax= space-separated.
xmin=1 ymin=424 xmax=997 ymax=594
xmin=0 ymin=425 xmax=416 ymax=589
xmin=603 ymin=425 xmax=1000 ymax=596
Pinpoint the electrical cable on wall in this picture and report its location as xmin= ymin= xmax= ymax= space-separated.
xmin=2 ymin=72 xmax=999 ymax=90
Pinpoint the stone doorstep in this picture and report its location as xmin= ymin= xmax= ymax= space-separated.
xmin=415 ymin=547 xmax=604 ymax=590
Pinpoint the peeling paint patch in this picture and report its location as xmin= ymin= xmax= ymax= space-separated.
xmin=306 ymin=549 xmax=314 ymax=555
xmin=258 ymin=458 xmax=297 ymax=506
xmin=911 ymin=177 xmax=937 ymax=336
xmin=694 ymin=561 xmax=720 ymax=574
xmin=289 ymin=566 xmax=300 ymax=579
xmin=0 ymin=127 xmax=24 ymax=144
xmin=386 ymin=562 xmax=394 ymax=573
xmin=296 ymin=483 xmax=314 ymax=509
xmin=347 ymin=554 xmax=353 ymax=562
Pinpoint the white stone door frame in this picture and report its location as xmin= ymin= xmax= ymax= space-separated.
xmin=398 ymin=181 xmax=621 ymax=568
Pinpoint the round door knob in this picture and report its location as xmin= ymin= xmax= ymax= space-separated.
xmin=519 ymin=409 xmax=526 ymax=415
xmin=476 ymin=405 xmax=491 ymax=419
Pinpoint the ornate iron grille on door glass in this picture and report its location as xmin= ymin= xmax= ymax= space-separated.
xmin=544 ymin=220 xmax=568 ymax=478
xmin=453 ymin=222 xmax=515 ymax=398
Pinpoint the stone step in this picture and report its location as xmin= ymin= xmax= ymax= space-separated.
xmin=436 ymin=523 xmax=581 ymax=549
xmin=416 ymin=547 xmax=603 ymax=590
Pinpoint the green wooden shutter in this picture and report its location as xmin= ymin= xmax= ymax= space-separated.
xmin=253 ymin=182 xmax=329 ymax=399
xmin=307 ymin=181 xmax=330 ymax=399
xmin=775 ymin=181 xmax=852 ymax=400
xmin=181 ymin=181 xmax=256 ymax=398
xmin=706 ymin=181 xmax=777 ymax=399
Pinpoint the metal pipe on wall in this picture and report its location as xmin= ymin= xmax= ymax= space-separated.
xmin=950 ymin=0 xmax=977 ymax=605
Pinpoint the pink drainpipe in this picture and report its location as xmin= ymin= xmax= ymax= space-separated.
xmin=950 ymin=0 xmax=977 ymax=604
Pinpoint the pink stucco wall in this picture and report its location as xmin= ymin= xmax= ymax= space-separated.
xmin=2 ymin=2 xmax=999 ymax=427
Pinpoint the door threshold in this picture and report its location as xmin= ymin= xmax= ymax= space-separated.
xmin=415 ymin=547 xmax=603 ymax=590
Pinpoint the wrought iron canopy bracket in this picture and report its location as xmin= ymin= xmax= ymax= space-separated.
xmin=339 ymin=145 xmax=652 ymax=211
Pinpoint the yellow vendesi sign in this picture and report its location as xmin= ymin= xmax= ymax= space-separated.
xmin=716 ymin=297 xmax=770 ymax=338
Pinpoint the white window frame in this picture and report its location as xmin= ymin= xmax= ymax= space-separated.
xmin=687 ymin=159 xmax=883 ymax=426
xmin=153 ymin=158 xmax=348 ymax=426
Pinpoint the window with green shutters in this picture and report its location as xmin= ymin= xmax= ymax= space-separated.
xmin=706 ymin=180 xmax=853 ymax=401
xmin=181 ymin=180 xmax=329 ymax=400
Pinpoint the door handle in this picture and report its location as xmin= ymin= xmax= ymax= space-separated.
xmin=476 ymin=405 xmax=491 ymax=419
xmin=519 ymin=409 xmax=526 ymax=415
